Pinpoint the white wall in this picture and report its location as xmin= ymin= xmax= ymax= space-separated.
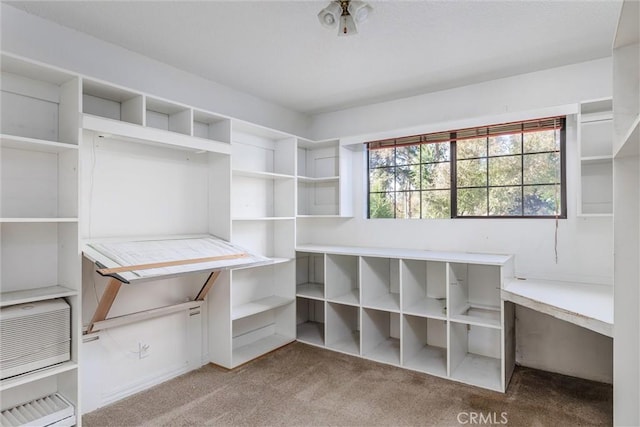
xmin=299 ymin=59 xmax=615 ymax=383
xmin=0 ymin=3 xmax=309 ymax=137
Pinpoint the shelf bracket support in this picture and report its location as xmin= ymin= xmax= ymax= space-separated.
xmin=195 ymin=270 xmax=221 ymax=301
xmin=86 ymin=278 xmax=122 ymax=334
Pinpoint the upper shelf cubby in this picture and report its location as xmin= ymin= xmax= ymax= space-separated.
xmin=193 ymin=110 xmax=231 ymax=144
xmin=1 ymin=54 xmax=80 ymax=145
xmin=145 ymin=97 xmax=192 ymax=135
xmin=82 ymin=79 xmax=144 ymax=125
xmin=232 ymin=121 xmax=296 ymax=177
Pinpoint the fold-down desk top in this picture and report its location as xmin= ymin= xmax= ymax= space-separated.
xmin=83 ymin=234 xmax=270 ymax=284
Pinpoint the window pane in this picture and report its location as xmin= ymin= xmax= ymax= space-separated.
xmin=489 ymin=134 xmax=522 ymax=156
xmin=457 ymin=158 xmax=487 ymax=187
xmin=489 ymin=186 xmax=522 ymax=216
xmin=396 ymin=145 xmax=420 ymax=166
xmin=457 ymin=138 xmax=487 ymax=159
xmin=369 ymin=147 xmax=395 ymax=169
xmin=489 ymin=156 xmax=521 ymax=186
xmin=523 ymin=130 xmax=559 ymax=153
xmin=524 ymin=185 xmax=561 ymax=215
xmin=422 ymin=190 xmax=450 ymax=218
xmin=457 ymin=188 xmax=487 ymax=216
xmin=369 ymin=192 xmax=395 ymax=218
xmin=395 ymin=165 xmax=420 ymax=191
xmin=523 ymin=153 xmax=560 ymax=185
xmin=421 ymin=142 xmax=450 ymax=162
xmin=422 ymin=162 xmax=450 ymax=190
xmin=396 ymin=191 xmax=421 ymax=219
xmin=369 ymin=167 xmax=395 ymax=193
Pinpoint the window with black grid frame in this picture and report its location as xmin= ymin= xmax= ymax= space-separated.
xmin=367 ymin=117 xmax=566 ymax=219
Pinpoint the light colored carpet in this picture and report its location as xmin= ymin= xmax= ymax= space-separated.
xmin=83 ymin=342 xmax=612 ymax=426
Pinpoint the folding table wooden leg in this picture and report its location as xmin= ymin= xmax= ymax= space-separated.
xmin=87 ymin=278 xmax=122 ymax=334
xmin=195 ymin=270 xmax=221 ymax=301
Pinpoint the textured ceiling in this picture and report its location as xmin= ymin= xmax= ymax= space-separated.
xmin=7 ymin=1 xmax=622 ymax=115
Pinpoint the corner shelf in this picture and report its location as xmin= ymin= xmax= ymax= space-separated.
xmin=231 ymin=296 xmax=294 ymax=320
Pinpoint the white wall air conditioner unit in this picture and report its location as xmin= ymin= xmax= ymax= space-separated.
xmin=0 ymin=299 xmax=71 ymax=379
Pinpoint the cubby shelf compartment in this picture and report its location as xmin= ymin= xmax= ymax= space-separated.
xmin=448 ymin=263 xmax=502 ymax=329
xmin=296 ymin=297 xmax=325 ymax=347
xmin=232 ymin=220 xmax=295 ymax=260
xmin=326 ymin=302 xmax=360 ymax=356
xmin=449 ymin=322 xmax=502 ymax=392
xmin=401 ymin=260 xmax=447 ymax=319
xmin=362 ymin=308 xmax=401 ymax=366
xmin=231 ymin=333 xmax=294 ymax=368
xmin=193 ymin=110 xmax=231 ymax=144
xmin=296 ymin=252 xmax=325 ymax=300
xmin=326 ymin=254 xmax=359 ymax=306
xmin=82 ymin=79 xmax=144 ymax=125
xmin=145 ymin=97 xmax=192 ymax=136
xmin=231 ymin=174 xmax=295 ymax=219
xmin=402 ymin=315 xmax=447 ymax=378
xmin=0 ymin=286 xmax=77 ymax=308
xmin=361 ymin=257 xmax=400 ymax=312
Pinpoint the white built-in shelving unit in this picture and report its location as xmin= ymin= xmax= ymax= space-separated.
xmin=0 ymin=53 xmax=81 ymax=424
xmin=207 ymin=121 xmax=298 ymax=369
xmin=577 ymin=98 xmax=613 ymax=216
xmin=295 ymin=244 xmax=515 ymax=392
xmin=297 ymin=139 xmax=354 ymax=217
xmin=612 ymin=1 xmax=640 ymax=424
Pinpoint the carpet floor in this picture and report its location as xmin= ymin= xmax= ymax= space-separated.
xmin=83 ymin=342 xmax=612 ymax=426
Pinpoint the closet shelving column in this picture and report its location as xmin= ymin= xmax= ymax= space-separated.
xmin=0 ymin=53 xmax=81 ymax=423
xmin=577 ymin=98 xmax=613 ymax=216
xmin=612 ymin=0 xmax=640 ymax=424
xmin=225 ymin=121 xmax=297 ymax=368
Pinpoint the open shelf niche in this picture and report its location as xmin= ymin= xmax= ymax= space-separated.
xmin=326 ymin=302 xmax=360 ymax=356
xmin=361 ymin=257 xmax=401 ymax=312
xmin=296 ymin=252 xmax=325 ymax=300
xmin=296 ymin=297 xmax=325 ymax=347
xmin=326 ymin=254 xmax=359 ymax=305
xmin=449 ymin=321 xmax=502 ymax=392
xmin=402 ymin=315 xmax=447 ymax=377
xmin=401 ymin=260 xmax=446 ymax=319
xmin=578 ymin=98 xmax=613 ymax=216
xmin=362 ymin=308 xmax=401 ymax=366
xmin=448 ymin=263 xmax=501 ymax=328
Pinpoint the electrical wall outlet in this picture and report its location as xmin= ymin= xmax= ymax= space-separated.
xmin=138 ymin=342 xmax=150 ymax=359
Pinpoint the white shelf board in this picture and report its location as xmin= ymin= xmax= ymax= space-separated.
xmin=0 ymin=218 xmax=79 ymax=223
xmin=581 ymin=155 xmax=613 ymax=165
xmin=451 ymin=353 xmax=502 ymax=392
xmin=231 ymin=296 xmax=293 ymax=320
xmin=363 ymin=337 xmax=400 ymax=366
xmin=232 ymin=334 xmax=293 ymax=367
xmin=83 ymin=114 xmax=230 ymax=155
xmin=502 ymin=278 xmax=613 ymax=337
xmin=0 ymin=134 xmax=78 ymax=153
xmin=296 ymin=215 xmax=352 ymax=219
xmin=232 ymin=217 xmax=295 ymax=221
xmin=297 ymin=175 xmax=339 ymax=183
xmin=576 ymin=213 xmax=613 ymax=218
xmin=404 ymin=297 xmax=447 ymax=319
xmin=450 ymin=306 xmax=502 ymax=329
xmin=296 ymin=283 xmax=324 ymax=300
xmin=403 ymin=345 xmax=447 ymax=378
xmin=327 ymin=331 xmax=360 ymax=355
xmin=614 ymin=115 xmax=639 ymax=158
xmin=363 ymin=293 xmax=400 ymax=312
xmin=296 ymin=321 xmax=324 ymax=346
xmin=0 ymin=361 xmax=78 ymax=392
xmin=1 ymin=285 xmax=77 ymax=307
xmin=233 ymin=169 xmax=295 ymax=180
xmin=296 ymin=244 xmax=512 ymax=266
xmin=327 ymin=289 xmax=359 ymax=306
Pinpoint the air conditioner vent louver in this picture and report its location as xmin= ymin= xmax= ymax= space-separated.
xmin=0 ymin=393 xmax=75 ymax=427
xmin=0 ymin=299 xmax=70 ymax=379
